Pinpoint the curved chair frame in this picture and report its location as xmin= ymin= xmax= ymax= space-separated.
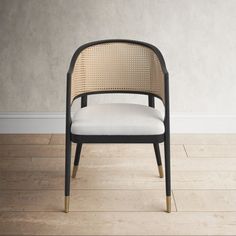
xmin=65 ymin=39 xmax=171 ymax=213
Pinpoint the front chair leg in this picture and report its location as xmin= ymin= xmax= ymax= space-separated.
xmin=65 ymin=136 xmax=71 ymax=213
xmin=164 ymin=135 xmax=171 ymax=213
xmin=72 ymin=143 xmax=82 ymax=178
xmin=153 ymin=143 xmax=164 ymax=178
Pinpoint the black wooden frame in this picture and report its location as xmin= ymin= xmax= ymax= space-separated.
xmin=65 ymin=39 xmax=171 ymax=212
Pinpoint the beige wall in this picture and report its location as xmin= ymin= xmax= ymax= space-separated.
xmin=0 ymin=0 xmax=236 ymax=114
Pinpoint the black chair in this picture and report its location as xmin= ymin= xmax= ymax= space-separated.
xmin=65 ymin=39 xmax=171 ymax=213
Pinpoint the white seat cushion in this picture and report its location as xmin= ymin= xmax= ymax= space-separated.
xmin=71 ymin=103 xmax=165 ymax=135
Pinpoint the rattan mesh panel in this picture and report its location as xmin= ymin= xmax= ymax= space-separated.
xmin=71 ymin=43 xmax=164 ymax=102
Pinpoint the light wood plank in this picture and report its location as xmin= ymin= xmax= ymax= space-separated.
xmin=50 ymin=134 xmax=64 ymax=144
xmin=0 ymin=134 xmax=51 ymax=145
xmin=0 ymin=170 xmax=164 ymax=190
xmin=0 ymin=212 xmax=236 ymax=235
xmin=1 ymin=134 xmax=236 ymax=236
xmin=0 ymin=190 xmax=176 ymax=212
xmin=50 ymin=135 xmax=187 ymax=158
xmin=171 ymin=134 xmax=236 ymax=145
xmin=0 ymin=171 xmax=67 ymax=190
xmin=3 ymin=157 xmax=160 ymax=172
xmin=0 ymin=144 xmax=185 ymax=158
xmin=185 ymin=145 xmax=236 ymax=157
xmin=171 ymin=157 xmax=236 ymax=171
xmin=0 ymin=144 xmax=75 ymax=158
xmin=0 ymin=157 xmax=72 ymax=172
xmin=171 ymin=171 xmax=236 ymax=190
xmin=174 ymin=190 xmax=236 ymax=211
xmin=81 ymin=143 xmax=186 ymax=158
xmin=1 ymin=169 xmax=236 ymax=190
xmin=2 ymin=154 xmax=236 ymax=172
xmin=79 ymin=156 xmax=236 ymax=171
xmin=1 ymin=156 xmax=236 ymax=190
xmin=53 ymin=134 xmax=236 ymax=145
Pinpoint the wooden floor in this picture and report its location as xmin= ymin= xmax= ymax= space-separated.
xmin=0 ymin=134 xmax=236 ymax=235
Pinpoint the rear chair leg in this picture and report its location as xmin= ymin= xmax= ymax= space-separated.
xmin=153 ymin=143 xmax=164 ymax=178
xmin=72 ymin=143 xmax=82 ymax=178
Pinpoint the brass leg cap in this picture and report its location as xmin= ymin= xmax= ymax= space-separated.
xmin=166 ymin=196 xmax=171 ymax=213
xmin=65 ymin=196 xmax=70 ymax=213
xmin=158 ymin=165 xmax=164 ymax=178
xmin=72 ymin=165 xmax=78 ymax=178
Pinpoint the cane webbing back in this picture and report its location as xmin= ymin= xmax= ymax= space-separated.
xmin=71 ymin=42 xmax=165 ymax=102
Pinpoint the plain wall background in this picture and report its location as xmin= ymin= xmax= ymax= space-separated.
xmin=0 ymin=0 xmax=236 ymax=116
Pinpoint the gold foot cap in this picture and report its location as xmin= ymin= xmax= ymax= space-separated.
xmin=72 ymin=165 xmax=78 ymax=178
xmin=166 ymin=196 xmax=171 ymax=213
xmin=65 ymin=196 xmax=70 ymax=213
xmin=158 ymin=165 xmax=164 ymax=178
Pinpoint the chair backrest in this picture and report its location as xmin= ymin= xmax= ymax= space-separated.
xmin=69 ymin=40 xmax=166 ymax=103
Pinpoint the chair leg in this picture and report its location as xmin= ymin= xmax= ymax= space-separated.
xmin=65 ymin=135 xmax=71 ymax=213
xmin=72 ymin=143 xmax=82 ymax=178
xmin=153 ymin=143 xmax=164 ymax=178
xmin=164 ymin=135 xmax=171 ymax=213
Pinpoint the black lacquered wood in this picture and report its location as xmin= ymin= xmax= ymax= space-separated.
xmin=153 ymin=143 xmax=162 ymax=166
xmin=148 ymin=95 xmax=155 ymax=108
xmin=74 ymin=143 xmax=82 ymax=166
xmin=164 ymin=73 xmax=171 ymax=197
xmin=65 ymin=73 xmax=72 ymax=197
xmin=71 ymin=134 xmax=165 ymax=144
xmin=81 ymin=95 xmax=87 ymax=108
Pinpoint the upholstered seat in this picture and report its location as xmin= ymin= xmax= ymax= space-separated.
xmin=71 ymin=103 xmax=165 ymax=135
